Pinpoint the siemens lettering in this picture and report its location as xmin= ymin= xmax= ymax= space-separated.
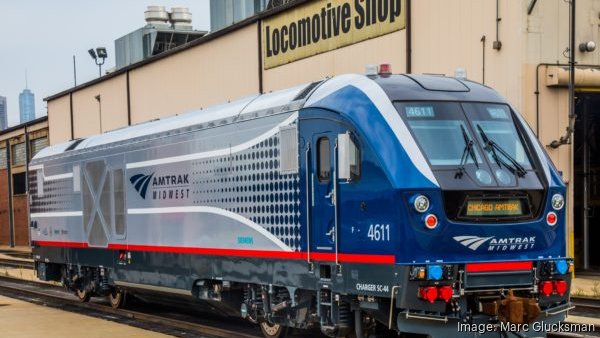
xmin=263 ymin=0 xmax=405 ymax=68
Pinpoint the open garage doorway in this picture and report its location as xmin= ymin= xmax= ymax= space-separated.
xmin=573 ymin=92 xmax=600 ymax=272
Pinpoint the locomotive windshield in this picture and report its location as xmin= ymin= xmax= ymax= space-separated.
xmin=395 ymin=101 xmax=533 ymax=185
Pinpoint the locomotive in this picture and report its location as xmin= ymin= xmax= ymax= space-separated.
xmin=30 ymin=70 xmax=572 ymax=337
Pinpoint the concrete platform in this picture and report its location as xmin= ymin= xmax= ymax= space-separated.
xmin=0 ymin=294 xmax=172 ymax=338
xmin=0 ymin=266 xmax=37 ymax=282
xmin=567 ymin=314 xmax=600 ymax=327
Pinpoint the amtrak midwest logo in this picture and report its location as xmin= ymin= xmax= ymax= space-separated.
xmin=454 ymin=235 xmax=536 ymax=251
xmin=130 ymin=173 xmax=190 ymax=200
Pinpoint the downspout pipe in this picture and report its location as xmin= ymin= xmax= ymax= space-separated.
xmin=6 ymin=141 xmax=14 ymax=248
xmin=25 ymin=126 xmax=31 ymax=247
xmin=405 ymin=0 xmax=412 ymax=74
xmin=258 ymin=21 xmax=264 ymax=93
xmin=548 ymin=0 xmax=576 ymax=149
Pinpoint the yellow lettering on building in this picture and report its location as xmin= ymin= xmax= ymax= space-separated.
xmin=263 ymin=0 xmax=406 ymax=69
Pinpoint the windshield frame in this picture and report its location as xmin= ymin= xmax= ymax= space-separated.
xmin=394 ymin=100 xmax=540 ymax=185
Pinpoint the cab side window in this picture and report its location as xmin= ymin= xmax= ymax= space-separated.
xmin=317 ymin=138 xmax=330 ymax=182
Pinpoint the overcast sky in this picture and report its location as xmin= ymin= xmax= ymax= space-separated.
xmin=0 ymin=1 xmax=210 ymax=127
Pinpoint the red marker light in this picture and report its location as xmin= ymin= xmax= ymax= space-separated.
xmin=438 ymin=285 xmax=453 ymax=303
xmin=425 ymin=214 xmax=438 ymax=229
xmin=379 ymin=63 xmax=392 ymax=76
xmin=540 ymin=281 xmax=553 ymax=296
xmin=421 ymin=286 xmax=438 ymax=303
xmin=546 ymin=212 xmax=557 ymax=226
xmin=554 ymin=280 xmax=567 ymax=296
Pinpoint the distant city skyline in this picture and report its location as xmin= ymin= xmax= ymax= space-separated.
xmin=0 ymin=96 xmax=7 ymax=130
xmin=0 ymin=1 xmax=210 ymax=129
xmin=19 ymin=88 xmax=35 ymax=124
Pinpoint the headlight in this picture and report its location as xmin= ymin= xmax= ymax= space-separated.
xmin=414 ymin=195 xmax=430 ymax=213
xmin=551 ymin=194 xmax=565 ymax=210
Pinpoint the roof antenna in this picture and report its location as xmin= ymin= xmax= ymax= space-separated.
xmin=25 ymin=69 xmax=28 ymax=89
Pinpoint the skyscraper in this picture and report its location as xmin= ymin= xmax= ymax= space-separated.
xmin=19 ymin=89 xmax=35 ymax=124
xmin=0 ymin=96 xmax=6 ymax=130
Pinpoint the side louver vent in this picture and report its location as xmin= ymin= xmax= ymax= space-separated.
xmin=82 ymin=160 xmax=110 ymax=247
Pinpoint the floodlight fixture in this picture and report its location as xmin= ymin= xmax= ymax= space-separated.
xmin=96 ymin=47 xmax=108 ymax=59
xmin=88 ymin=46 xmax=107 ymax=77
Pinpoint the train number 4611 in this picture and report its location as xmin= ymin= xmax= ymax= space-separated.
xmin=367 ymin=224 xmax=390 ymax=241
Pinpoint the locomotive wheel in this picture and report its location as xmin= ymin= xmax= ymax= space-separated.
xmin=108 ymin=289 xmax=126 ymax=309
xmin=75 ymin=288 xmax=91 ymax=302
xmin=259 ymin=321 xmax=288 ymax=338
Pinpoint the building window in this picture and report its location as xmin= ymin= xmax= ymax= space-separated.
xmin=317 ymin=137 xmax=330 ymax=182
xmin=30 ymin=137 xmax=48 ymax=158
xmin=12 ymin=172 xmax=26 ymax=195
xmin=0 ymin=149 xmax=6 ymax=169
xmin=11 ymin=142 xmax=26 ymax=166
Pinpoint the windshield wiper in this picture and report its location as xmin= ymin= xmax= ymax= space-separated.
xmin=476 ymin=124 xmax=527 ymax=177
xmin=455 ymin=125 xmax=479 ymax=179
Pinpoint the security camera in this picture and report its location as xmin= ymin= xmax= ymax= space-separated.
xmin=579 ymin=41 xmax=597 ymax=52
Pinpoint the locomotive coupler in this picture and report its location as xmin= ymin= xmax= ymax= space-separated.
xmin=480 ymin=290 xmax=540 ymax=324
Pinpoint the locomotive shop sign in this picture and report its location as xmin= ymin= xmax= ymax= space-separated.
xmin=263 ymin=0 xmax=406 ymax=69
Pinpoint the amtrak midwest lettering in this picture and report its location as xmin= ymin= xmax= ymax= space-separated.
xmin=130 ymin=173 xmax=190 ymax=200
xmin=152 ymin=174 xmax=190 ymax=200
xmin=264 ymin=0 xmax=402 ymax=57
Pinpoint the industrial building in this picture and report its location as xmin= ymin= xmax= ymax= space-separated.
xmin=115 ymin=6 xmax=207 ymax=69
xmin=24 ymin=0 xmax=600 ymax=272
xmin=210 ymin=0 xmax=268 ymax=31
xmin=0 ymin=116 xmax=48 ymax=246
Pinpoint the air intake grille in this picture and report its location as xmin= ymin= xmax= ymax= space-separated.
xmin=279 ymin=125 xmax=298 ymax=174
xmin=293 ymin=81 xmax=323 ymax=101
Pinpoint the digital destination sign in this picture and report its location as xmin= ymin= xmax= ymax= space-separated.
xmin=465 ymin=199 xmax=523 ymax=217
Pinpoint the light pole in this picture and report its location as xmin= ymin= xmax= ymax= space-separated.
xmin=88 ymin=47 xmax=107 ymax=77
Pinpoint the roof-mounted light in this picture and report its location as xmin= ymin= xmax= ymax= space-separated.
xmin=379 ymin=63 xmax=392 ymax=76
xmin=365 ymin=64 xmax=378 ymax=76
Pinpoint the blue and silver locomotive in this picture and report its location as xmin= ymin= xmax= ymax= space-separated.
xmin=30 ymin=72 xmax=572 ymax=337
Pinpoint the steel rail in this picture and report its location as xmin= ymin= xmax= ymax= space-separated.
xmin=0 ymin=258 xmax=34 ymax=269
xmin=571 ymin=296 xmax=600 ymax=314
xmin=0 ymin=275 xmax=261 ymax=338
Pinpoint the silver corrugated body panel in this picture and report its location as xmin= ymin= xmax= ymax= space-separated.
xmin=30 ymin=110 xmax=302 ymax=253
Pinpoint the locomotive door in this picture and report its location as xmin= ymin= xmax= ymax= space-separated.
xmin=304 ymin=118 xmax=345 ymax=254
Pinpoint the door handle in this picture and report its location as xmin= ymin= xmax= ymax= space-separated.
xmin=326 ymin=227 xmax=335 ymax=242
xmin=325 ymin=190 xmax=336 ymax=205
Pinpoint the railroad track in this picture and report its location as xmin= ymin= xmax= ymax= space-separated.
xmin=0 ymin=275 xmax=263 ymax=338
xmin=572 ymin=296 xmax=600 ymax=314
xmin=0 ymin=250 xmax=32 ymax=259
xmin=0 ymin=271 xmax=596 ymax=338
xmin=0 ymin=258 xmax=34 ymax=269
